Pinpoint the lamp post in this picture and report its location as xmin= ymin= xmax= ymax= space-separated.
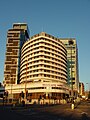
xmin=69 ymin=40 xmax=74 ymax=98
xmin=24 ymin=57 xmax=28 ymax=103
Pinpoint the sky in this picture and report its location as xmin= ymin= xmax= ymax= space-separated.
xmin=0 ymin=0 xmax=90 ymax=90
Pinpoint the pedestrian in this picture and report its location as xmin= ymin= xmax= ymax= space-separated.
xmin=22 ymin=100 xmax=25 ymax=107
xmin=71 ymin=100 xmax=74 ymax=110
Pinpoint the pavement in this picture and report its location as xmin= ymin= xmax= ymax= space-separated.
xmin=0 ymin=100 xmax=90 ymax=120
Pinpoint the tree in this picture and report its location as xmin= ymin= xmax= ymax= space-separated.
xmin=0 ymin=82 xmax=1 ymax=87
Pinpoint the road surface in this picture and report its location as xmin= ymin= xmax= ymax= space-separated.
xmin=0 ymin=100 xmax=90 ymax=120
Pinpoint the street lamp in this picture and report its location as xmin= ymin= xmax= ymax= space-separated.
xmin=69 ymin=40 xmax=74 ymax=98
xmin=24 ymin=57 xmax=28 ymax=103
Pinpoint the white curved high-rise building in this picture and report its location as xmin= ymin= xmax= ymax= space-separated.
xmin=19 ymin=32 xmax=69 ymax=100
xmin=20 ymin=32 xmax=67 ymax=83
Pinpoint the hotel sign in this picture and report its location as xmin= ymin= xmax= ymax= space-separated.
xmin=42 ymin=83 xmax=69 ymax=90
xmin=42 ymin=83 xmax=63 ymax=87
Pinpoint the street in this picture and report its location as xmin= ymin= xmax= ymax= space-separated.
xmin=0 ymin=100 xmax=90 ymax=120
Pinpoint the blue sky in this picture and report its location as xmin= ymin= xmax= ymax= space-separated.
xmin=0 ymin=0 xmax=90 ymax=90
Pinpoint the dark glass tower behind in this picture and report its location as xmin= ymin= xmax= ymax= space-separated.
xmin=3 ymin=23 xmax=29 ymax=86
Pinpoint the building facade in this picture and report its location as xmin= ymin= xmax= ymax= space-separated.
xmin=61 ymin=39 xmax=79 ymax=97
xmin=3 ymin=23 xmax=29 ymax=86
xmin=79 ymin=82 xmax=85 ymax=96
xmin=19 ymin=32 xmax=69 ymax=101
xmin=3 ymin=23 xmax=80 ymax=103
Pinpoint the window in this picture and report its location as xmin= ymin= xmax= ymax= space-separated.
xmin=44 ymin=74 xmax=46 ymax=77
xmin=7 ymin=47 xmax=12 ymax=52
